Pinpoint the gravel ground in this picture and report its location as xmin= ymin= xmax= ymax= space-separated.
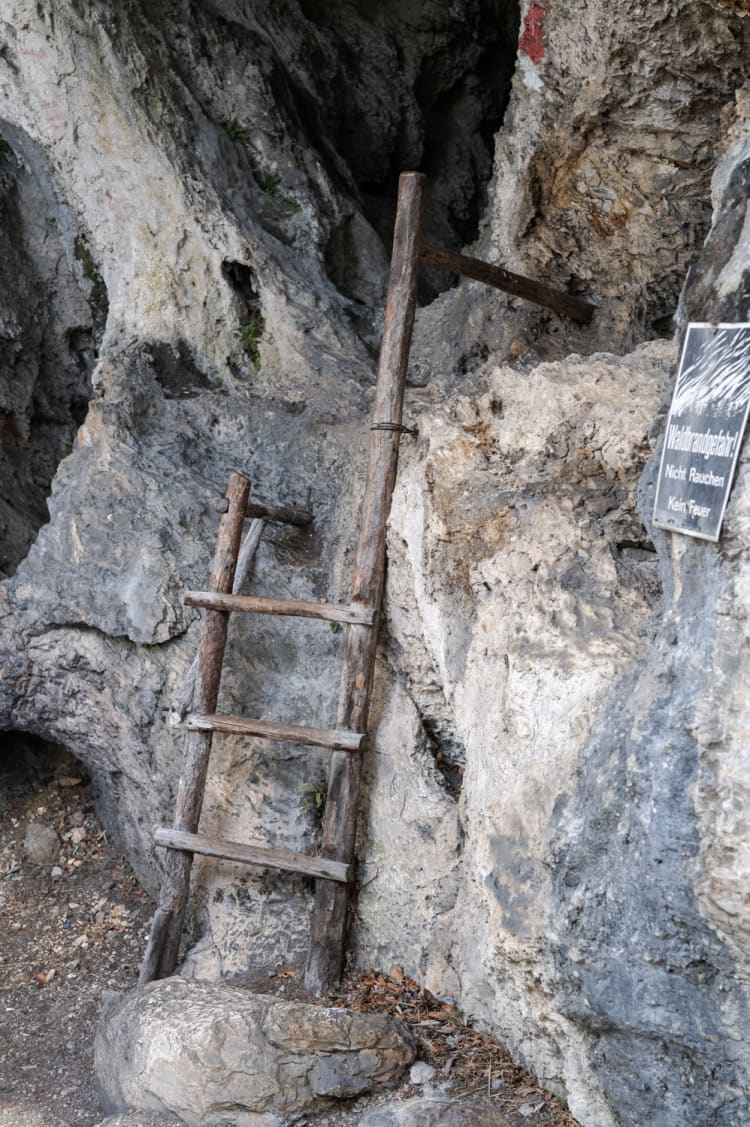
xmin=0 ymin=737 xmax=578 ymax=1127
xmin=0 ymin=737 xmax=154 ymax=1126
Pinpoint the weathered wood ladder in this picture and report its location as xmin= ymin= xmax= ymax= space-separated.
xmin=140 ymin=172 xmax=594 ymax=993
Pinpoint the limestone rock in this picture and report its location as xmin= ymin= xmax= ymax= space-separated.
xmin=23 ymin=821 xmax=59 ymax=866
xmin=408 ymin=1062 xmax=437 ymax=1087
xmin=359 ymin=1095 xmax=511 ymax=1127
xmin=356 ymin=340 xmax=673 ymax=1034
xmin=96 ymin=1115 xmax=182 ymax=1127
xmin=95 ymin=979 xmax=415 ymax=1125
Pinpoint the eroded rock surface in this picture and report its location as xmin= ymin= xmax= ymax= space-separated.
xmin=1 ymin=2 xmax=750 ymax=1126
xmin=355 ymin=341 xmax=673 ymax=1120
xmin=95 ymin=979 xmax=414 ymax=1126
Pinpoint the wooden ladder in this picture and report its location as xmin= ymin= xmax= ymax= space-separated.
xmin=139 ymin=172 xmax=595 ymax=992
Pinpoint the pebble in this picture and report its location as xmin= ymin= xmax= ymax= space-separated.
xmin=360 ymin=1094 xmax=512 ymax=1126
xmin=409 ymin=1062 xmax=437 ymax=1086
xmin=51 ymin=866 xmax=63 ymax=877
xmin=24 ymin=822 xmax=60 ymax=866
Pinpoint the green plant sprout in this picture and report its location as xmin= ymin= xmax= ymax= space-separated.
xmin=261 ymin=172 xmax=301 ymax=214
xmin=0 ymin=137 xmax=13 ymax=160
xmin=224 ymin=119 xmax=248 ymax=142
xmin=298 ymin=782 xmax=326 ymax=820
xmin=263 ymin=172 xmax=282 ymax=196
xmin=235 ymin=309 xmax=264 ymax=370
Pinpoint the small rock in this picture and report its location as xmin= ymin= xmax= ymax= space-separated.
xmin=70 ymin=826 xmax=87 ymax=844
xmin=517 ymin=1101 xmax=544 ymax=1118
xmin=51 ymin=866 xmax=63 ymax=877
xmin=24 ymin=822 xmax=60 ymax=866
xmin=409 ymin=1062 xmax=437 ymax=1086
xmin=95 ymin=1114 xmax=183 ymax=1126
xmin=359 ymin=1094 xmax=512 ymax=1126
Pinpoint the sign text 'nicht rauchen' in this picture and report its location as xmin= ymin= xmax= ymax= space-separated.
xmin=653 ymin=323 xmax=750 ymax=542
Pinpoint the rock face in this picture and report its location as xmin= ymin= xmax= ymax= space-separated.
xmin=356 ymin=341 xmax=674 ymax=1116
xmin=95 ymin=979 xmax=415 ymax=1125
xmin=548 ymin=98 xmax=750 ymax=1127
xmin=0 ymin=131 xmax=103 ymax=577
xmin=2 ymin=2 xmax=750 ymax=1126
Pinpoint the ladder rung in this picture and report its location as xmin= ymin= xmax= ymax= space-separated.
xmin=154 ymin=828 xmax=350 ymax=883
xmin=186 ymin=712 xmax=364 ymax=752
xmin=184 ymin=590 xmax=376 ymax=626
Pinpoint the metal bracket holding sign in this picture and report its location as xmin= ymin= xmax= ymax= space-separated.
xmin=653 ymin=323 xmax=750 ymax=542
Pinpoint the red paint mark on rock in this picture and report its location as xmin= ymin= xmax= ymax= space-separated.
xmin=519 ymin=2 xmax=547 ymax=65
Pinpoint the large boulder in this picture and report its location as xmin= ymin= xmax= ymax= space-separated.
xmin=95 ymin=979 xmax=415 ymax=1126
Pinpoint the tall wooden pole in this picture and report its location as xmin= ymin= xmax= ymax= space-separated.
xmin=140 ymin=471 xmax=250 ymax=983
xmin=304 ymin=172 xmax=427 ymax=992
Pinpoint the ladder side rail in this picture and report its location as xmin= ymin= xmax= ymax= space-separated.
xmin=170 ymin=518 xmax=265 ymax=726
xmin=305 ymin=171 xmax=428 ymax=993
xmin=140 ymin=470 xmax=251 ymax=983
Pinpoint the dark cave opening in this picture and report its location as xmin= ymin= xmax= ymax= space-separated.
xmin=0 ymin=127 xmax=107 ymax=579
xmin=0 ymin=730 xmax=89 ymax=808
xmin=271 ymin=0 xmax=521 ymax=302
xmin=135 ymin=0 xmax=520 ymax=309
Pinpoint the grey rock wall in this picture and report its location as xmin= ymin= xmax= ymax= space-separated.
xmin=548 ymin=89 xmax=750 ymax=1127
xmin=361 ymin=76 xmax=750 ymax=1126
xmin=0 ymin=129 xmax=102 ymax=575
xmin=1 ymin=2 xmax=750 ymax=1125
xmin=356 ymin=340 xmax=675 ymax=1125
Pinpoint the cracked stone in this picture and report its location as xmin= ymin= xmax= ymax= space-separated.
xmin=95 ymin=978 xmax=415 ymax=1125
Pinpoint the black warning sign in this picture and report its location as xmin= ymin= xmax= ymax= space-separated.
xmin=653 ymin=323 xmax=750 ymax=542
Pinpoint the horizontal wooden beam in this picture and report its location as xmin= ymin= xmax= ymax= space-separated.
xmin=420 ymin=241 xmax=596 ymax=325
xmin=246 ymin=501 xmax=312 ymax=526
xmin=184 ymin=590 xmax=376 ymax=626
xmin=185 ymin=712 xmax=364 ymax=752
xmin=154 ymin=828 xmax=350 ymax=883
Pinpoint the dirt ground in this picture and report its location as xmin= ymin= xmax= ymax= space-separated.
xmin=0 ymin=741 xmax=579 ymax=1127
